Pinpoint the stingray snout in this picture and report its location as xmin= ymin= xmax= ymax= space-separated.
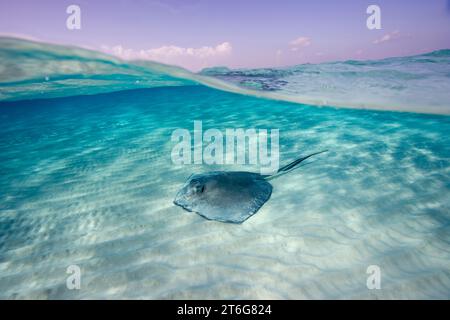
xmin=173 ymin=187 xmax=188 ymax=207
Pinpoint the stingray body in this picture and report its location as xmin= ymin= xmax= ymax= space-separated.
xmin=174 ymin=151 xmax=327 ymax=223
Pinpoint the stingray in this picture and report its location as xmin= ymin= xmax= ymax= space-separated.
xmin=173 ymin=150 xmax=327 ymax=223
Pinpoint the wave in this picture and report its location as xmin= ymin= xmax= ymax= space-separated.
xmin=1 ymin=37 xmax=450 ymax=115
xmin=0 ymin=37 xmax=199 ymax=101
xmin=200 ymin=50 xmax=450 ymax=115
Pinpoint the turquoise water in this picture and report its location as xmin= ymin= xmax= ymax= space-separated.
xmin=0 ymin=38 xmax=450 ymax=299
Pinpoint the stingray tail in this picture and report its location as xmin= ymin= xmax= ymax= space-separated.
xmin=265 ymin=150 xmax=328 ymax=181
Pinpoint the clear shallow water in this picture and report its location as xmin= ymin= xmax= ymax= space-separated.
xmin=0 ymin=86 xmax=449 ymax=299
xmin=0 ymin=38 xmax=450 ymax=299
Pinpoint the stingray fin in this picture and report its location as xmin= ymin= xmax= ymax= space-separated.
xmin=265 ymin=150 xmax=328 ymax=181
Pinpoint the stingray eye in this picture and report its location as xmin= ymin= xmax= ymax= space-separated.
xmin=194 ymin=184 xmax=205 ymax=193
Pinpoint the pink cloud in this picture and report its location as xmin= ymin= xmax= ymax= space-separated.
xmin=289 ymin=36 xmax=311 ymax=47
xmin=373 ymin=30 xmax=401 ymax=44
xmin=101 ymin=42 xmax=232 ymax=71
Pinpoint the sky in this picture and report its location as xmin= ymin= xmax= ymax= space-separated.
xmin=1 ymin=0 xmax=450 ymax=71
